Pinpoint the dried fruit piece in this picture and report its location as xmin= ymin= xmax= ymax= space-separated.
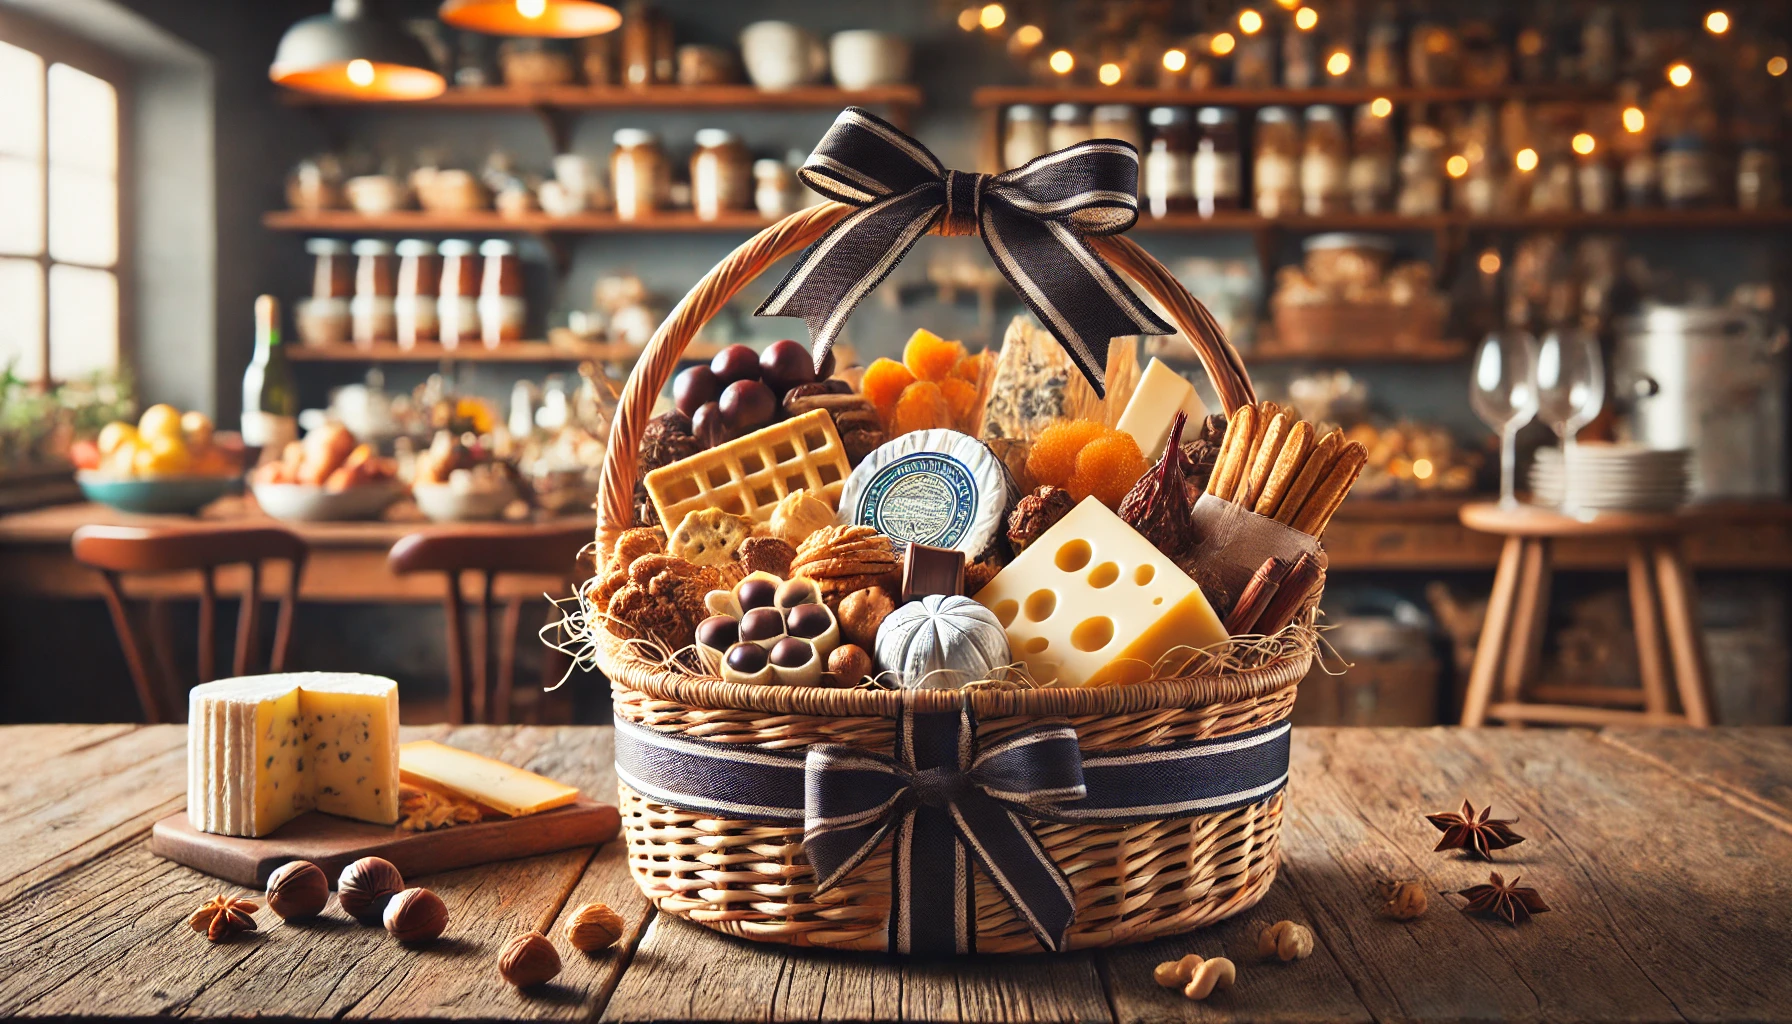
xmin=859 ymin=358 xmax=915 ymax=422
xmin=1026 ymin=420 xmax=1107 ymax=488
xmin=938 ymin=377 xmax=980 ymax=430
xmin=890 ymin=381 xmax=954 ymax=436
xmin=903 ymin=329 xmax=965 ymax=381
xmin=954 ymin=350 xmax=990 ymax=383
xmin=1068 ymin=431 xmax=1151 ymax=508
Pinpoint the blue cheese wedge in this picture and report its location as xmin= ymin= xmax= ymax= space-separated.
xmin=837 ymin=428 xmax=1016 ymax=559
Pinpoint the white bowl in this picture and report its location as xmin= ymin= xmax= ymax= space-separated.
xmin=411 ymin=480 xmax=516 ymax=522
xmin=252 ymin=480 xmax=403 ymax=522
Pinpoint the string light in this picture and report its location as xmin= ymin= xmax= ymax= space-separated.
xmin=1098 ymin=61 xmax=1122 ymax=85
xmin=1667 ymin=62 xmax=1693 ymax=86
xmin=1769 ymin=56 xmax=1788 ymax=76
xmin=957 ymin=8 xmax=979 ymax=31
xmin=1572 ymin=132 xmax=1596 ymax=155
xmin=1515 ymin=147 xmax=1539 ymax=172
xmin=1049 ymin=49 xmax=1074 ymax=74
xmin=1162 ymin=48 xmax=1188 ymax=72
xmin=1369 ymin=97 xmax=1393 ymax=117
xmin=1014 ymin=24 xmax=1043 ymax=47
xmin=1446 ymin=155 xmax=1469 ymax=178
xmin=1622 ymin=106 xmax=1646 ymax=132
xmin=1478 ymin=250 xmax=1502 ymax=275
xmin=1238 ymin=8 xmax=1263 ymax=34
xmin=979 ymin=4 xmax=1006 ymax=30
xmin=1326 ymin=50 xmax=1351 ymax=76
xmin=1704 ymin=10 xmax=1729 ymax=34
xmin=1294 ymin=6 xmax=1318 ymax=31
xmin=1211 ymin=32 xmax=1236 ymax=56
xmin=346 ymin=59 xmax=375 ymax=87
xmin=1412 ymin=458 xmax=1435 ymax=481
xmin=514 ymin=0 xmax=546 ymax=17
xmin=1274 ymin=0 xmax=1299 ymax=8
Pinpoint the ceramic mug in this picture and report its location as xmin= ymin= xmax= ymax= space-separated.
xmin=829 ymin=30 xmax=911 ymax=89
xmin=740 ymin=21 xmax=827 ymax=91
xmin=344 ymin=174 xmax=406 ymax=215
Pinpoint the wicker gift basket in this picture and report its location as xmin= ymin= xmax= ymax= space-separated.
xmin=580 ymin=113 xmax=1349 ymax=956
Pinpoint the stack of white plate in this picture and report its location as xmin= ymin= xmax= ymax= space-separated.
xmin=1529 ymin=443 xmax=1691 ymax=513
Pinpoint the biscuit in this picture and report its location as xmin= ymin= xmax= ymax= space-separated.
xmin=668 ymin=508 xmax=754 ymax=567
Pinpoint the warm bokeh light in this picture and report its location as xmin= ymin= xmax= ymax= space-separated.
xmin=1274 ymin=0 xmax=1299 ymax=8
xmin=1446 ymin=155 xmax=1469 ymax=178
xmin=346 ymin=59 xmax=375 ymax=87
xmin=1238 ymin=8 xmax=1264 ymax=34
xmin=1622 ymin=106 xmax=1646 ymax=132
xmin=957 ymin=7 xmax=979 ymax=31
xmin=1478 ymin=250 xmax=1502 ymax=275
xmin=1369 ymin=96 xmax=1393 ymax=118
xmin=1769 ymin=56 xmax=1788 ymax=76
xmin=1326 ymin=50 xmax=1351 ymax=76
xmin=1572 ymin=132 xmax=1596 ymax=155
xmin=1014 ymin=24 xmax=1043 ymax=47
xmin=1049 ymin=49 xmax=1074 ymax=74
xmin=515 ymin=0 xmax=547 ymax=17
xmin=1163 ymin=48 xmax=1188 ymax=72
xmin=1211 ymin=32 xmax=1237 ymax=56
xmin=1412 ymin=458 xmax=1435 ymax=481
xmin=1705 ymin=10 xmax=1729 ymax=33
xmin=1098 ymin=61 xmax=1122 ymax=85
xmin=1667 ymin=62 xmax=1693 ymax=87
xmin=980 ymin=4 xmax=1006 ymax=30
xmin=1294 ymin=6 xmax=1318 ymax=31
xmin=1515 ymin=147 xmax=1539 ymax=172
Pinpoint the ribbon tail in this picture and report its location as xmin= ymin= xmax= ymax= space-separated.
xmin=948 ymin=789 xmax=1077 ymax=952
xmin=891 ymin=805 xmax=973 ymax=955
xmin=979 ymin=203 xmax=1175 ymax=398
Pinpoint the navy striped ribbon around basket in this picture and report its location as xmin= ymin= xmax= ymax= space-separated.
xmin=613 ymin=703 xmax=1290 ymax=955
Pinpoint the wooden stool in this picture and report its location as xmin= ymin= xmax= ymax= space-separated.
xmin=1458 ymin=502 xmax=1713 ymax=727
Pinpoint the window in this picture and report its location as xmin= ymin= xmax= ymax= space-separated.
xmin=0 ymin=33 xmax=121 ymax=385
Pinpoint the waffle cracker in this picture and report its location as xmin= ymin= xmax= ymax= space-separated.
xmin=644 ymin=409 xmax=851 ymax=529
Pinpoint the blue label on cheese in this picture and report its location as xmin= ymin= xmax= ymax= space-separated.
xmin=856 ymin=452 xmax=979 ymax=549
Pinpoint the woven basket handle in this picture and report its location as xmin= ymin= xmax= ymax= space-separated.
xmin=595 ymin=202 xmax=1257 ymax=556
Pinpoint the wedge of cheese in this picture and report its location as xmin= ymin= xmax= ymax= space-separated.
xmin=974 ymin=497 xmax=1228 ymax=687
xmin=187 ymin=672 xmax=399 ymax=837
xmin=1116 ymin=358 xmax=1208 ymax=460
xmin=399 ymin=740 xmax=579 ymax=818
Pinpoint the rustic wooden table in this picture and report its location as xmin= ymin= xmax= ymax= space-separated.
xmin=3 ymin=724 xmax=1788 ymax=1023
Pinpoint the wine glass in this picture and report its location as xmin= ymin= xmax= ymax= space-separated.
xmin=1469 ymin=331 xmax=1539 ymax=508
xmin=1534 ymin=327 xmax=1606 ymax=513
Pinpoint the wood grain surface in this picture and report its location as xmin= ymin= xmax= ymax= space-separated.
xmin=0 ymin=725 xmax=1788 ymax=1023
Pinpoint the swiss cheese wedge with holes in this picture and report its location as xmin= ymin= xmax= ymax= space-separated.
xmin=644 ymin=409 xmax=851 ymax=528
xmin=974 ymin=497 xmax=1227 ymax=687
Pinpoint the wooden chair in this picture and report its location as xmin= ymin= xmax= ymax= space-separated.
xmin=387 ymin=522 xmax=592 ymax=725
xmin=1458 ymin=502 xmax=1713 ymax=728
xmin=70 ymin=524 xmax=308 ymax=724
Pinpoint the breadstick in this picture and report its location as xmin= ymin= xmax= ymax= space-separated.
xmin=1227 ymin=406 xmax=1274 ymax=504
xmin=1255 ymin=420 xmax=1315 ymax=517
xmin=1272 ymin=429 xmax=1343 ymax=525
xmin=1234 ymin=412 xmax=1289 ymax=508
xmin=1292 ymin=441 xmax=1369 ymax=536
xmin=1206 ymin=403 xmax=1257 ymax=497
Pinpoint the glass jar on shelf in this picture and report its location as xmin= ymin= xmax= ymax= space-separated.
xmin=610 ymin=128 xmax=668 ymax=222
xmin=1300 ymin=105 xmax=1349 ymax=216
xmin=754 ymin=159 xmax=794 ymax=218
xmin=477 ymin=239 xmax=526 ymax=348
xmin=1347 ymin=104 xmax=1396 ymax=213
xmin=1002 ymin=104 xmax=1049 ymax=169
xmin=298 ymin=238 xmax=351 ymax=347
xmin=1396 ymin=122 xmax=1446 ymax=216
xmin=1235 ymin=32 xmax=1276 ymax=88
xmin=350 ymin=239 xmax=396 ymax=347
xmin=1091 ymin=104 xmax=1142 ymax=151
xmin=1282 ymin=29 xmax=1318 ymax=89
xmin=1658 ymin=135 xmax=1716 ymax=209
xmin=1144 ymin=106 xmax=1193 ymax=218
xmin=437 ymin=239 xmax=480 ymax=349
xmin=1408 ymin=22 xmax=1460 ymax=88
xmin=619 ymin=3 xmax=673 ymax=86
xmin=1576 ymin=150 xmax=1615 ymax=213
xmin=690 ymin=129 xmax=751 ymax=221
xmin=1364 ymin=15 xmax=1401 ymax=88
xmin=394 ymin=239 xmax=440 ymax=348
xmin=1048 ymin=103 xmax=1093 ymax=151
xmin=1193 ymin=107 xmax=1242 ymax=217
xmin=1738 ymin=144 xmax=1782 ymax=210
xmin=1254 ymin=106 xmax=1302 ymax=217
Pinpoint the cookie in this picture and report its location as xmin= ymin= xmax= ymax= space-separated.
xmin=769 ymin=489 xmax=837 ymax=546
xmin=668 ymin=508 xmax=754 ymax=567
xmin=739 ymin=536 xmax=797 ymax=578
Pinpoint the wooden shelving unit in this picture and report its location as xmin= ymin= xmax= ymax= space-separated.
xmin=972 ymin=83 xmax=1609 ymax=109
xmin=1242 ymin=337 xmax=1471 ymax=362
xmin=284 ymin=83 xmax=923 ymax=113
xmin=264 ymin=209 xmax=776 ymax=235
xmin=286 ymin=340 xmax=722 ymax=365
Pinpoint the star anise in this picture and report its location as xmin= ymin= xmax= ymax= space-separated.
xmin=1457 ymin=872 xmax=1550 ymax=926
xmin=187 ymin=894 xmax=259 ymax=942
xmin=1426 ymin=799 xmax=1525 ymax=859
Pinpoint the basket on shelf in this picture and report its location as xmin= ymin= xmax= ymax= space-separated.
xmin=583 ymin=115 xmax=1326 ymax=955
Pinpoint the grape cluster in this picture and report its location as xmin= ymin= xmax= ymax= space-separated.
xmin=672 ymin=341 xmax=838 ymax=447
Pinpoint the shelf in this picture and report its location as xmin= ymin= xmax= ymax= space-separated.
xmin=973 ymin=83 xmax=1610 ymax=108
xmin=286 ymin=341 xmax=722 ymax=364
xmin=1243 ymin=338 xmax=1471 ymax=362
xmin=1129 ymin=209 xmax=1792 ymax=232
xmin=282 ymin=83 xmax=923 ymax=113
xmin=263 ymin=209 xmax=777 ymax=235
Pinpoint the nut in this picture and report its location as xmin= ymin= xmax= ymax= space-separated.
xmin=826 ymin=643 xmax=873 ymax=687
xmin=837 ymin=587 xmax=896 ymax=650
xmin=383 ymin=887 xmax=449 ymax=943
xmin=1154 ymin=954 xmax=1235 ymax=999
xmin=337 ymin=856 xmax=405 ymax=924
xmin=562 ymin=902 xmax=625 ymax=952
xmin=1153 ymin=953 xmax=1204 ymax=988
xmin=1257 ymin=920 xmax=1314 ymax=961
xmin=188 ymin=894 xmax=259 ymax=942
xmin=499 ymin=930 xmax=562 ymax=988
xmin=265 ymin=860 xmax=329 ymax=920
xmin=1380 ymin=879 xmax=1428 ymax=920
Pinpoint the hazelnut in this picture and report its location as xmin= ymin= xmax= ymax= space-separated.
xmin=1257 ymin=920 xmax=1314 ymax=961
xmin=265 ymin=860 xmax=329 ymax=921
xmin=338 ymin=856 xmax=405 ymax=923
xmin=837 ymin=587 xmax=895 ymax=649
xmin=499 ymin=930 xmax=562 ymax=988
xmin=383 ymin=887 xmax=449 ymax=943
xmin=562 ymin=901 xmax=626 ymax=952
xmin=826 ymin=644 xmax=873 ymax=687
xmin=1380 ymin=879 xmax=1428 ymax=920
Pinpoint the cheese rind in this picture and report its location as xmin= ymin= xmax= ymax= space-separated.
xmin=187 ymin=672 xmax=399 ymax=837
xmin=399 ymin=740 xmax=579 ymax=817
xmin=973 ymin=497 xmax=1228 ymax=687
xmin=1116 ymin=358 xmax=1208 ymax=460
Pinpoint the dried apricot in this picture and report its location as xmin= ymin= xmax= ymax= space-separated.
xmin=891 ymin=381 xmax=954 ymax=436
xmin=1069 ymin=431 xmax=1151 ymax=508
xmin=938 ymin=377 xmax=980 ymax=431
xmin=953 ymin=350 xmax=991 ymax=384
xmin=903 ymin=329 xmax=966 ymax=382
xmin=860 ymin=358 xmax=915 ymax=424
xmin=1026 ymin=420 xmax=1107 ymax=488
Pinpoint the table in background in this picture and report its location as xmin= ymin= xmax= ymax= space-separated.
xmin=1 ymin=723 xmax=1787 ymax=1023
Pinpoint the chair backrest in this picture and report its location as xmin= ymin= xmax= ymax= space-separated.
xmin=387 ymin=522 xmax=590 ymax=725
xmin=71 ymin=524 xmax=309 ymax=723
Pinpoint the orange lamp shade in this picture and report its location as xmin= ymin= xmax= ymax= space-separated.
xmin=271 ymin=0 xmax=446 ymax=100
xmin=438 ymin=0 xmax=622 ymax=38
xmin=272 ymin=60 xmax=445 ymax=100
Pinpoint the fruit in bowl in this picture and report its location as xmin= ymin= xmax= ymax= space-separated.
xmin=410 ymin=430 xmax=520 ymax=522
xmin=74 ymin=405 xmax=245 ymax=514
xmin=250 ymin=423 xmax=402 ymax=521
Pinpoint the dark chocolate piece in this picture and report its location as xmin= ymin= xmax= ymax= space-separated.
xmin=770 ymin=637 xmax=814 ymax=668
xmin=740 ymin=607 xmax=786 ymax=643
xmin=786 ymin=603 xmax=832 ymax=640
xmin=725 ymin=642 xmax=768 ymax=673
xmin=738 ymin=577 xmax=779 ymax=611
xmin=901 ymin=543 xmax=967 ymax=603
xmin=696 ymin=615 xmax=740 ymax=649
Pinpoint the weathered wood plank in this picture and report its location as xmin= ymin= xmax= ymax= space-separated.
xmin=1597 ymin=727 xmax=1792 ymax=832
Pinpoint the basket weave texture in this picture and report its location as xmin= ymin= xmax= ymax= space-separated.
xmin=592 ymin=202 xmax=1316 ymax=953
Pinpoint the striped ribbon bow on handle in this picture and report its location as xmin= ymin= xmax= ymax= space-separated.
xmin=755 ymin=106 xmax=1174 ymax=397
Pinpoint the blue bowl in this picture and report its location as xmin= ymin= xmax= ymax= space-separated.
xmin=77 ymin=473 xmax=237 ymax=516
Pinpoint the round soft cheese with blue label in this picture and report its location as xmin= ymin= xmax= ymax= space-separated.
xmin=837 ymin=428 xmax=1015 ymax=557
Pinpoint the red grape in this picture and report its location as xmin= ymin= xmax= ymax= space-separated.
xmin=691 ymin=402 xmax=731 ymax=448
xmin=710 ymin=344 xmax=761 ymax=385
xmin=760 ymin=339 xmax=816 ymax=394
xmin=719 ymin=380 xmax=776 ymax=432
xmin=673 ymin=365 xmax=721 ymax=417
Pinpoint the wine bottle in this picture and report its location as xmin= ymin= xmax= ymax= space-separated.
xmin=241 ymin=295 xmax=297 ymax=455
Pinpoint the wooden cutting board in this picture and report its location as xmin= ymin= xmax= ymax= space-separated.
xmin=150 ymin=798 xmax=621 ymax=887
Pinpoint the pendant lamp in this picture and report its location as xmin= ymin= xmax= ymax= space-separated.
xmin=438 ymin=0 xmax=621 ymax=38
xmin=271 ymin=0 xmax=446 ymax=100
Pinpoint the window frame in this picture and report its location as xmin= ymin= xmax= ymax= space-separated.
xmin=0 ymin=8 xmax=131 ymax=389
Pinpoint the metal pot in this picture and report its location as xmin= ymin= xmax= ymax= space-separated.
xmin=1613 ymin=305 xmax=1788 ymax=500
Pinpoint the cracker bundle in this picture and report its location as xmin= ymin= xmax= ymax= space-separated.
xmin=1204 ymin=400 xmax=1368 ymax=538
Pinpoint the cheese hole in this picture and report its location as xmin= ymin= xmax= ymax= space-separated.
xmin=1153 ymin=596 xmax=1163 ymax=605
xmin=1024 ymin=636 xmax=1050 ymax=654
xmin=1134 ymin=564 xmax=1155 ymax=585
xmin=1055 ymin=539 xmax=1092 ymax=572
xmin=991 ymin=599 xmax=1019 ymax=627
xmin=1087 ymin=562 xmax=1119 ymax=588
xmin=1024 ymin=589 xmax=1057 ymax=622
xmin=1071 ymin=616 xmax=1115 ymax=652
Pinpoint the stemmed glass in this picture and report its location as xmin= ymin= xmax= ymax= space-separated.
xmin=1534 ymin=327 xmax=1606 ymax=514
xmin=1469 ymin=331 xmax=1539 ymax=508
